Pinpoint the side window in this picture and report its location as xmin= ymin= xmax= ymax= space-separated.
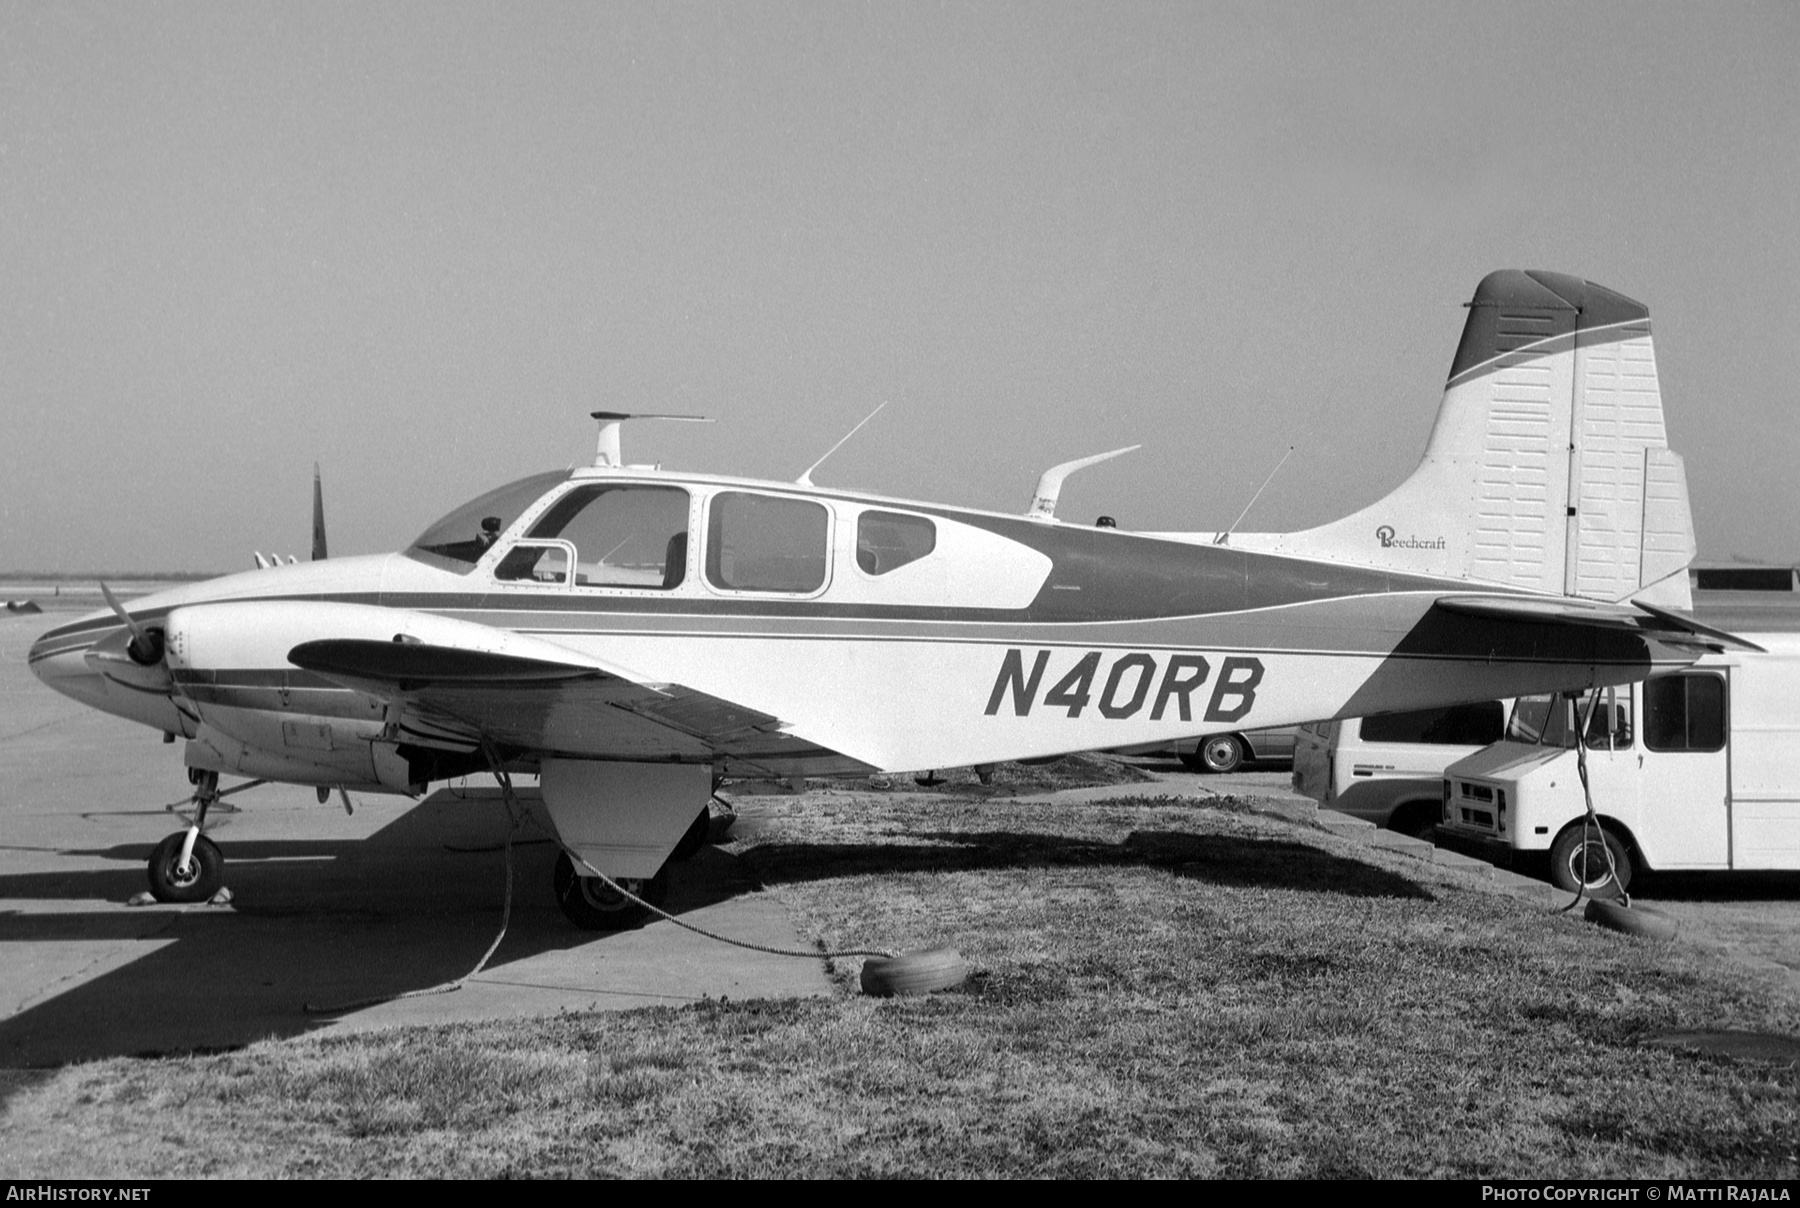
xmin=1360 ymin=701 xmax=1505 ymax=745
xmin=706 ymin=492 xmax=829 ymax=593
xmin=527 ymin=486 xmax=690 ymax=590
xmin=1644 ymin=673 xmax=1726 ymax=753
xmin=494 ymin=542 xmax=571 ymax=584
xmin=856 ymin=511 xmax=936 ymax=576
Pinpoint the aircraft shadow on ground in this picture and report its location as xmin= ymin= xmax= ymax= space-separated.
xmin=1 ymin=807 xmax=1421 ymax=1068
xmin=740 ymin=828 xmax=1433 ymax=901
xmin=1634 ymin=869 xmax=1800 ymax=901
xmin=0 ymin=831 xmax=755 ymax=1069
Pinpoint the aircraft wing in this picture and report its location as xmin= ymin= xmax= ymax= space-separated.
xmin=1431 ymin=595 xmax=1765 ymax=653
xmin=287 ymin=638 xmax=875 ymax=776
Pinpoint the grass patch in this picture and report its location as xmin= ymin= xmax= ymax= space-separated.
xmin=821 ymin=752 xmax=1157 ymax=796
xmin=4 ymin=793 xmax=1797 ymax=1177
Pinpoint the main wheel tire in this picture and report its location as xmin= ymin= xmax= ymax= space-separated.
xmin=1196 ymin=734 xmax=1245 ymax=774
xmin=1548 ymin=825 xmax=1633 ymax=899
xmin=553 ymin=852 xmax=668 ymax=930
xmin=669 ymin=807 xmax=712 ymax=863
xmin=147 ymin=832 xmax=224 ymax=903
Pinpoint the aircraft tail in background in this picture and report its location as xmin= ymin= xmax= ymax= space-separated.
xmin=1231 ymin=270 xmax=1697 ymax=609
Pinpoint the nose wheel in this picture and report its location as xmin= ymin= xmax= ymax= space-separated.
xmin=148 ymin=832 xmax=224 ymax=902
xmin=145 ymin=769 xmax=239 ymax=903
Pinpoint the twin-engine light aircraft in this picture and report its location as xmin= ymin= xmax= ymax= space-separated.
xmin=30 ymin=270 xmax=1750 ymax=929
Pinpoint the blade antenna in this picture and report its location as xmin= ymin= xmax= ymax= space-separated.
xmin=311 ymin=462 xmax=328 ymax=561
xmin=1214 ymin=445 xmax=1294 ymax=546
xmin=797 ymin=402 xmax=886 ymax=487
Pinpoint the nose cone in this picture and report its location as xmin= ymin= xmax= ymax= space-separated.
xmin=28 ymin=617 xmax=115 ymax=711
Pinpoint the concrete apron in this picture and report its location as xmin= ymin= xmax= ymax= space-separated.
xmin=0 ymin=613 xmax=831 ymax=1068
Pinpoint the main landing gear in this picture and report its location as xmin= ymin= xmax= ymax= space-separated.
xmin=553 ymin=852 xmax=670 ymax=930
xmin=551 ymin=803 xmax=716 ymax=930
xmin=145 ymin=769 xmax=252 ymax=903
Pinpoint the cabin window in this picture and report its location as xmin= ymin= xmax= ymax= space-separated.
xmin=706 ymin=492 xmax=829 ymax=593
xmin=408 ymin=470 xmax=572 ymax=569
xmin=1643 ymin=673 xmax=1726 ymax=753
xmin=1359 ymin=701 xmax=1505 ymax=746
xmin=526 ymin=486 xmax=690 ymax=589
xmin=856 ymin=511 xmax=936 ymax=576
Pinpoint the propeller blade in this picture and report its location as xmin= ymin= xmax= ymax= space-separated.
xmin=99 ymin=582 xmax=162 ymax=664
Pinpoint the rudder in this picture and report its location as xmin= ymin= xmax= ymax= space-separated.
xmin=1235 ymin=270 xmax=1695 ymax=607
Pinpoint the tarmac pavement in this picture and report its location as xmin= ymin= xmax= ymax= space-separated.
xmin=0 ymin=608 xmax=832 ymax=1069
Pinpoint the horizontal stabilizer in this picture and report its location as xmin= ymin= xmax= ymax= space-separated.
xmin=1433 ymin=594 xmax=1647 ymax=629
xmin=1432 ymin=594 xmax=1763 ymax=652
xmin=1628 ymin=599 xmax=1766 ymax=653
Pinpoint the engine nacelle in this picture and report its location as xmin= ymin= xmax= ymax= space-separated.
xmin=184 ymin=721 xmax=416 ymax=793
xmin=164 ymin=600 xmax=446 ymax=794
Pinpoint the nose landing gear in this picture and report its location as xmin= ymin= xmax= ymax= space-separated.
xmin=145 ymin=770 xmax=260 ymax=903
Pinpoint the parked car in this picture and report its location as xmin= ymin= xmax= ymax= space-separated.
xmin=1177 ymin=726 xmax=1299 ymax=773
xmin=1291 ymin=701 xmax=1508 ymax=835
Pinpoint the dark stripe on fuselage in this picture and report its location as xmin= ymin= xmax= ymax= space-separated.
xmin=31 ymin=538 xmax=1494 ymax=658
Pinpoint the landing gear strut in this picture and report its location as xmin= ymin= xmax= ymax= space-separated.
xmin=145 ymin=769 xmax=241 ymax=903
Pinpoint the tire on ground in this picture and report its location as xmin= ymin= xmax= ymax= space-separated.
xmin=860 ymin=948 xmax=970 ymax=997
xmin=1584 ymin=899 xmax=1677 ymax=941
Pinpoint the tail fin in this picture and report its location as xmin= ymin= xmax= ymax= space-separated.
xmin=1238 ymin=270 xmax=1696 ymax=607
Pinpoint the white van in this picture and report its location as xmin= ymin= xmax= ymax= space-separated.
xmin=1292 ymin=700 xmax=1509 ymax=836
xmin=1440 ymin=634 xmax=1800 ymax=893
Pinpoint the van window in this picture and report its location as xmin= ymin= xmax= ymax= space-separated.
xmin=1506 ymin=688 xmax=1634 ymax=750
xmin=706 ymin=492 xmax=829 ymax=593
xmin=1643 ymin=673 xmax=1726 ymax=753
xmin=1359 ymin=701 xmax=1505 ymax=745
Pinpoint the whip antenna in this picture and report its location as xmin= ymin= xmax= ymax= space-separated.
xmin=797 ymin=402 xmax=886 ymax=486
xmin=1215 ymin=445 xmax=1294 ymax=545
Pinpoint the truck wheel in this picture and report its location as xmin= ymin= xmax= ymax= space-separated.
xmin=1549 ymin=825 xmax=1632 ymax=898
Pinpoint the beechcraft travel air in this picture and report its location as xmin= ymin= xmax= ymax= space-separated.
xmin=29 ymin=270 xmax=1748 ymax=928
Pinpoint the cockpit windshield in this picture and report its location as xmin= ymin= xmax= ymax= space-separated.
xmin=407 ymin=470 xmax=571 ymax=570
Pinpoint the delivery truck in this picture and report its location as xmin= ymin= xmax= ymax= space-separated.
xmin=1439 ymin=634 xmax=1800 ymax=893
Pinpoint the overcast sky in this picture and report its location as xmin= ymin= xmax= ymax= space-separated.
xmin=3 ymin=1 xmax=1797 ymax=573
